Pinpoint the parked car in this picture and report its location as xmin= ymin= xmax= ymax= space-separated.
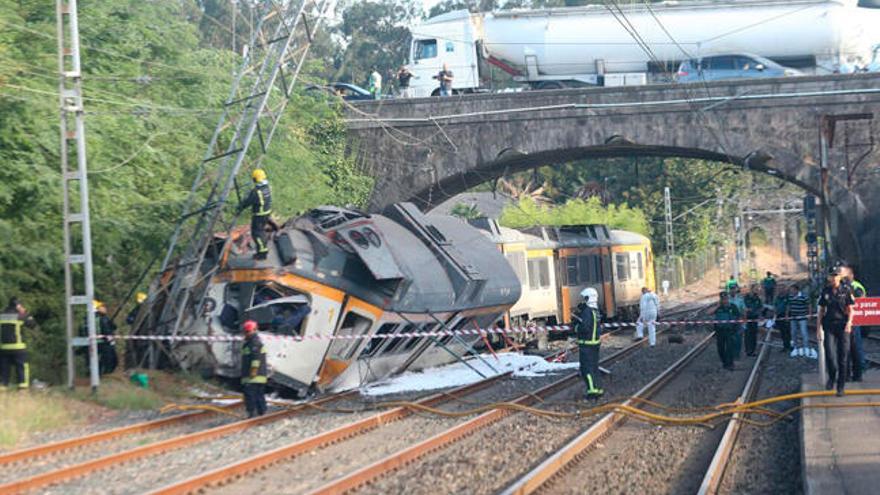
xmin=304 ymin=82 xmax=376 ymax=101
xmin=676 ymin=53 xmax=802 ymax=83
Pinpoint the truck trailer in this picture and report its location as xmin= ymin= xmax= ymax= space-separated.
xmin=406 ymin=0 xmax=880 ymax=96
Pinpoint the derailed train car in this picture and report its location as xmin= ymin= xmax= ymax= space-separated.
xmin=472 ymin=219 xmax=655 ymax=325
xmin=135 ymin=203 xmax=520 ymax=396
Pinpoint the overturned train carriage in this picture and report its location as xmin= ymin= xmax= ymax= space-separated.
xmin=135 ymin=203 xmax=521 ymax=396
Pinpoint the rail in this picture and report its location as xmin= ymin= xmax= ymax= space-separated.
xmin=697 ymin=328 xmax=773 ymax=494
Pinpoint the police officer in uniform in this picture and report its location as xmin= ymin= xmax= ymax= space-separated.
xmin=0 ymin=297 xmax=36 ymax=390
xmin=714 ymin=291 xmax=740 ymax=371
xmin=237 ymin=168 xmax=272 ymax=260
xmin=575 ymin=287 xmax=603 ymax=400
xmin=818 ymin=265 xmax=855 ymax=396
xmin=241 ymin=320 xmax=268 ymax=417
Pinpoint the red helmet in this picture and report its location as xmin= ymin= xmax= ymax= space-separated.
xmin=242 ymin=320 xmax=258 ymax=334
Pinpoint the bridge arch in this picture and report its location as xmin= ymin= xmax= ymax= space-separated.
xmin=347 ymin=74 xmax=880 ymax=284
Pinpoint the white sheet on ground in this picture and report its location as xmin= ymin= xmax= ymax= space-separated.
xmin=361 ymin=352 xmax=579 ymax=396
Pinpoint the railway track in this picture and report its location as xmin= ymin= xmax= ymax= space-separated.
xmin=500 ymin=327 xmax=774 ymax=495
xmin=1 ymin=306 xmax=701 ymax=494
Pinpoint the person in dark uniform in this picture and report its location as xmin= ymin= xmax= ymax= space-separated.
xmin=241 ymin=319 xmax=268 ymax=417
xmin=575 ymin=287 xmax=603 ymax=400
xmin=743 ymin=285 xmax=763 ymax=356
xmin=95 ymin=301 xmax=118 ymax=375
xmin=841 ymin=264 xmax=866 ymax=382
xmin=818 ymin=266 xmax=855 ymax=396
xmin=0 ymin=297 xmax=36 ymax=390
xmin=237 ymin=168 xmax=272 ymax=260
xmin=714 ymin=291 xmax=740 ymax=371
xmin=762 ymin=271 xmax=777 ymax=304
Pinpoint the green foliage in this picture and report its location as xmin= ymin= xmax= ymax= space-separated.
xmin=0 ymin=1 xmax=371 ymax=384
xmin=499 ymin=197 xmax=650 ymax=235
xmin=449 ymin=203 xmax=484 ymax=220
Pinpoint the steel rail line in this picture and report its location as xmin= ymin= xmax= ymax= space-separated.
xmin=0 ymin=391 xmax=355 ymax=494
xmin=499 ymin=331 xmax=715 ymax=495
xmin=304 ymin=314 xmax=696 ymax=495
xmin=698 ymin=329 xmax=773 ymax=494
xmin=147 ymin=372 xmax=512 ymax=495
xmin=0 ymin=401 xmax=242 ymax=466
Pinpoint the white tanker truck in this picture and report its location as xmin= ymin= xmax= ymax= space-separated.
xmin=405 ymin=0 xmax=880 ymax=96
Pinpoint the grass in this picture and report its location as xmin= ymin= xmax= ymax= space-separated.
xmin=0 ymin=392 xmax=76 ymax=448
xmin=70 ymin=377 xmax=165 ymax=410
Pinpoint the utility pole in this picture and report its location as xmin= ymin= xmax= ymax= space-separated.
xmin=663 ymin=187 xmax=675 ymax=285
xmin=57 ymin=0 xmax=99 ymax=390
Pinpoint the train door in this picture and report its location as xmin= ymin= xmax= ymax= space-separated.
xmin=525 ymin=249 xmax=556 ymax=320
xmin=315 ymin=297 xmax=381 ymax=388
xmin=602 ymin=248 xmax=616 ymax=317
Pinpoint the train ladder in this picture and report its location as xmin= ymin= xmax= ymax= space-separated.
xmin=57 ymin=0 xmax=99 ymax=390
xmin=140 ymin=0 xmax=335 ymax=368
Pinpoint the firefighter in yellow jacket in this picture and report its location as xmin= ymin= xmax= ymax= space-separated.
xmin=0 ymin=297 xmax=36 ymax=390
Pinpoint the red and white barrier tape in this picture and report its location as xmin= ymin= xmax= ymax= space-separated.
xmin=92 ymin=315 xmax=813 ymax=344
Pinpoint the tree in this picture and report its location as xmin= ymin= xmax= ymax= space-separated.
xmin=450 ymin=203 xmax=484 ymax=220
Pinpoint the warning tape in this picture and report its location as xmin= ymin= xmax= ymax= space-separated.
xmin=89 ymin=315 xmax=813 ymax=344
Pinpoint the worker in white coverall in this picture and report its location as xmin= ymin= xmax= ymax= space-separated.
xmin=636 ymin=287 xmax=660 ymax=347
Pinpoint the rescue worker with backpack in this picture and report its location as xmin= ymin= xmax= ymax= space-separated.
xmin=0 ymin=297 xmax=36 ymax=390
xmin=575 ymin=287 xmax=603 ymax=400
xmin=237 ymin=169 xmax=272 ymax=260
xmin=241 ymin=319 xmax=268 ymax=417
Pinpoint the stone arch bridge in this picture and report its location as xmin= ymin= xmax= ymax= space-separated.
xmin=345 ymin=74 xmax=880 ymax=284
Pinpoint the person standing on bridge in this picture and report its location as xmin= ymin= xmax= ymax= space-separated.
xmin=237 ymin=169 xmax=272 ymax=260
xmin=818 ymin=266 xmax=855 ymax=397
xmin=434 ymin=63 xmax=454 ymax=97
xmin=714 ymin=291 xmax=740 ymax=371
xmin=396 ymin=65 xmax=414 ymax=98
xmin=762 ymin=271 xmax=777 ymax=304
xmin=635 ymin=287 xmax=660 ymax=347
xmin=576 ymin=287 xmax=603 ymax=400
xmin=368 ymin=67 xmax=383 ymax=100
xmin=241 ymin=320 xmax=268 ymax=417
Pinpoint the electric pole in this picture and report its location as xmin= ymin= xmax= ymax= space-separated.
xmin=57 ymin=0 xmax=99 ymax=390
xmin=663 ymin=187 xmax=675 ymax=285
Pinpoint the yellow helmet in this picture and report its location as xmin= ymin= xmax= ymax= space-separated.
xmin=251 ymin=168 xmax=267 ymax=183
xmin=136 ymin=292 xmax=147 ymax=304
xmin=93 ymin=300 xmax=106 ymax=312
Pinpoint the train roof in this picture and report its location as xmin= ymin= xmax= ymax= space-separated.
xmin=223 ymin=203 xmax=521 ymax=314
xmin=470 ymin=219 xmax=650 ymax=250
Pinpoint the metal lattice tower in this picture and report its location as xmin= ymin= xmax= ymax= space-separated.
xmin=142 ymin=0 xmax=333 ymax=365
xmin=56 ymin=0 xmax=99 ymax=389
xmin=663 ymin=187 xmax=675 ymax=281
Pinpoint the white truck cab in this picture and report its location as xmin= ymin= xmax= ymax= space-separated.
xmin=407 ymin=11 xmax=481 ymax=97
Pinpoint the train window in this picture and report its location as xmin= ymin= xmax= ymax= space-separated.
xmin=528 ymin=258 xmax=551 ymax=289
xmin=402 ymin=323 xmax=437 ymax=351
xmin=384 ymin=324 xmax=416 ymax=353
xmin=635 ymin=252 xmax=644 ymax=280
xmin=593 ymin=256 xmax=602 ymax=282
xmin=336 ymin=312 xmax=374 ymax=359
xmin=361 ymin=323 xmax=397 ymax=358
xmin=506 ymin=251 xmax=527 ymax=285
xmin=566 ymin=257 xmax=579 ymax=286
xmin=438 ymin=318 xmax=470 ymax=346
xmin=615 ymin=253 xmax=631 ymax=282
xmin=578 ymin=256 xmax=592 ymax=284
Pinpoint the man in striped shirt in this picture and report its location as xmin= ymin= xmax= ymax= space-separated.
xmin=787 ymin=284 xmax=812 ymax=357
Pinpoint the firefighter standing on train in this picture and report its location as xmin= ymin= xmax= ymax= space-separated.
xmin=241 ymin=319 xmax=268 ymax=417
xmin=575 ymin=287 xmax=603 ymax=400
xmin=237 ymin=168 xmax=272 ymax=260
xmin=0 ymin=297 xmax=36 ymax=390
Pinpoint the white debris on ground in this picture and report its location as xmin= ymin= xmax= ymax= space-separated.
xmin=360 ymin=352 xmax=578 ymax=396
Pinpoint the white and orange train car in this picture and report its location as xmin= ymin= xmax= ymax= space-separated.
xmin=473 ymin=219 xmax=655 ymax=325
xmin=134 ymin=204 xmax=521 ymax=397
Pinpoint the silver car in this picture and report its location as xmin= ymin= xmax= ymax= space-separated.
xmin=676 ymin=53 xmax=801 ymax=83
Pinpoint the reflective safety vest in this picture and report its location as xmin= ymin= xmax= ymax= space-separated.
xmin=576 ymin=306 xmax=601 ymax=345
xmin=852 ymin=280 xmax=866 ymax=298
xmin=241 ymin=335 xmax=268 ymax=384
xmin=0 ymin=312 xmax=26 ymax=351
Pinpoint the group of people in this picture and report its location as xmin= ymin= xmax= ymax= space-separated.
xmin=715 ymin=264 xmax=867 ymax=397
xmin=367 ymin=63 xmax=455 ymax=99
